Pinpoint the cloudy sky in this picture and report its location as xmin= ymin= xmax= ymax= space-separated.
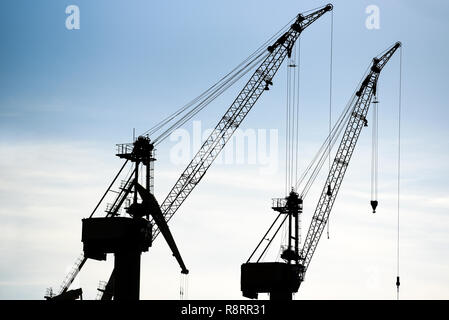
xmin=1 ymin=0 xmax=448 ymax=300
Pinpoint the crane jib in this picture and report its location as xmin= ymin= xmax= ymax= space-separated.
xmin=299 ymin=42 xmax=401 ymax=276
xmin=154 ymin=5 xmax=333 ymax=241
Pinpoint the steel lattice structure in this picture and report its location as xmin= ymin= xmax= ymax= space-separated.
xmin=299 ymin=42 xmax=401 ymax=275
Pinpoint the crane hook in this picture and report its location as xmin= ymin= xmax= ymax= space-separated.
xmin=370 ymin=200 xmax=378 ymax=213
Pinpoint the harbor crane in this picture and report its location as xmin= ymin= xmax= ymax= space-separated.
xmin=46 ymin=4 xmax=333 ymax=300
xmin=241 ymin=41 xmax=402 ymax=300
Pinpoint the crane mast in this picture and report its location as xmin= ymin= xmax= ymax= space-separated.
xmin=299 ymin=42 xmax=402 ymax=276
xmin=155 ymin=4 xmax=334 ymax=240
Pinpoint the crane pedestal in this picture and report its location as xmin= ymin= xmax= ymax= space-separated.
xmin=81 ymin=217 xmax=152 ymax=300
xmin=113 ymin=249 xmax=142 ymax=300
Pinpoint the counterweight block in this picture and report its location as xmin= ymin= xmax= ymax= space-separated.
xmin=241 ymin=262 xmax=303 ymax=300
xmin=81 ymin=217 xmax=152 ymax=260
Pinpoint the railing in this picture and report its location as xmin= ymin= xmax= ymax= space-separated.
xmin=272 ymin=198 xmax=287 ymax=209
xmin=45 ymin=287 xmax=54 ymax=298
xmin=116 ymin=143 xmax=133 ymax=155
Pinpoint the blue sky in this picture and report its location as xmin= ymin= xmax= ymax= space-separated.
xmin=1 ymin=0 xmax=448 ymax=144
xmin=0 ymin=0 xmax=448 ymax=299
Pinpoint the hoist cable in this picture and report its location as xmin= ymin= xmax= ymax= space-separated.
xmin=246 ymin=213 xmax=282 ymax=263
xmin=88 ymin=159 xmax=129 ymax=218
xmin=153 ymin=52 xmax=268 ymax=145
xmin=146 ymin=44 xmax=269 ymax=137
xmin=149 ymin=52 xmax=268 ymax=142
xmin=301 ymin=108 xmax=349 ymax=199
xmin=396 ymin=45 xmax=403 ymax=300
xmin=371 ymin=92 xmax=379 ymax=213
xmin=141 ymin=15 xmax=298 ymax=142
xmin=327 ymin=10 xmax=334 ymax=239
xmin=256 ymin=214 xmax=289 ymax=263
xmin=376 ymin=101 xmax=378 ymax=200
xmin=285 ymin=56 xmax=291 ymax=194
xmin=153 ymin=53 xmax=265 ymax=145
xmin=299 ymin=94 xmax=353 ymax=198
xmin=291 ymin=45 xmax=297 ymax=190
xmin=295 ymin=39 xmax=301 ymax=185
xmin=294 ymin=63 xmax=372 ymax=199
xmin=285 ymin=41 xmax=300 ymax=194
